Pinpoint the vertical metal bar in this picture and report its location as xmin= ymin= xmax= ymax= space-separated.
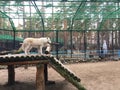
xmin=29 ymin=1 xmax=32 ymax=37
xmin=70 ymin=30 xmax=73 ymax=58
xmin=97 ymin=31 xmax=100 ymax=56
xmin=31 ymin=1 xmax=45 ymax=37
xmin=84 ymin=30 xmax=87 ymax=59
xmin=56 ymin=30 xmax=59 ymax=59
xmin=9 ymin=18 xmax=16 ymax=50
xmin=13 ymin=31 xmax=15 ymax=49
xmin=112 ymin=30 xmax=114 ymax=56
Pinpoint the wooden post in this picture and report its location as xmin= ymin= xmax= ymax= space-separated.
xmin=8 ymin=65 xmax=15 ymax=85
xmin=44 ymin=64 xmax=48 ymax=84
xmin=36 ymin=64 xmax=45 ymax=90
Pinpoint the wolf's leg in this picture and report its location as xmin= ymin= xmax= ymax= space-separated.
xmin=24 ymin=44 xmax=31 ymax=55
xmin=38 ymin=46 xmax=43 ymax=55
xmin=27 ymin=46 xmax=32 ymax=54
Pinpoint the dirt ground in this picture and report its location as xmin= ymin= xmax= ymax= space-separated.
xmin=0 ymin=61 xmax=120 ymax=90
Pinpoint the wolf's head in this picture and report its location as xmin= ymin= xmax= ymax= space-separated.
xmin=46 ymin=37 xmax=51 ymax=44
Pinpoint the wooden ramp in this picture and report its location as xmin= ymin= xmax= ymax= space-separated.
xmin=44 ymin=56 xmax=86 ymax=90
xmin=0 ymin=53 xmax=86 ymax=90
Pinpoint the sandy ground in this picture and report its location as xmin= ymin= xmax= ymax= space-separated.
xmin=0 ymin=61 xmax=120 ymax=90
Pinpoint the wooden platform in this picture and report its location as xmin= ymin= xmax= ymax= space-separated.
xmin=0 ymin=54 xmax=49 ymax=65
xmin=0 ymin=54 xmax=85 ymax=90
xmin=0 ymin=54 xmax=49 ymax=90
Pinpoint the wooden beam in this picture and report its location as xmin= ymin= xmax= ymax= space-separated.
xmin=36 ymin=64 xmax=45 ymax=90
xmin=8 ymin=65 xmax=15 ymax=85
xmin=0 ymin=60 xmax=49 ymax=65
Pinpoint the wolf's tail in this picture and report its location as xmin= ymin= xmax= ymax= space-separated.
xmin=16 ymin=43 xmax=24 ymax=53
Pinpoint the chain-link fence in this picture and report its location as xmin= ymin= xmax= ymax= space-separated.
xmin=1 ymin=30 xmax=120 ymax=61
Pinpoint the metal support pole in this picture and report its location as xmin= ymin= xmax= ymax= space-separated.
xmin=84 ymin=30 xmax=87 ymax=59
xmin=56 ymin=30 xmax=59 ymax=59
xmin=97 ymin=31 xmax=100 ymax=56
xmin=112 ymin=30 xmax=114 ymax=56
xmin=70 ymin=30 xmax=73 ymax=58
xmin=13 ymin=31 xmax=16 ymax=49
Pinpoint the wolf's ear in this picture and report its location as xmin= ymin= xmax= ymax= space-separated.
xmin=47 ymin=37 xmax=50 ymax=39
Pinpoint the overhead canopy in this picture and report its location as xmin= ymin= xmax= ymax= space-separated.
xmin=0 ymin=0 xmax=119 ymax=2
xmin=0 ymin=0 xmax=119 ymax=32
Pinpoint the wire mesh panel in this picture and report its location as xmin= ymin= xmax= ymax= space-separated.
xmin=0 ymin=1 xmax=119 ymax=61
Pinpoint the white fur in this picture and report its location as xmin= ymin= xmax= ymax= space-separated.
xmin=46 ymin=44 xmax=51 ymax=52
xmin=21 ymin=37 xmax=51 ymax=55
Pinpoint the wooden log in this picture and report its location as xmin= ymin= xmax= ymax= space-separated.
xmin=44 ymin=64 xmax=48 ymax=84
xmin=36 ymin=64 xmax=45 ymax=90
xmin=0 ymin=60 xmax=49 ymax=65
xmin=8 ymin=65 xmax=15 ymax=85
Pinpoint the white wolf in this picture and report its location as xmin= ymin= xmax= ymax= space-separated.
xmin=20 ymin=37 xmax=51 ymax=55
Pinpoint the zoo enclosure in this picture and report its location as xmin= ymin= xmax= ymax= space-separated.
xmin=0 ymin=0 xmax=120 ymax=59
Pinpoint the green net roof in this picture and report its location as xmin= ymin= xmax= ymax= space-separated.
xmin=0 ymin=0 xmax=119 ymax=31
xmin=1 ymin=0 xmax=119 ymax=2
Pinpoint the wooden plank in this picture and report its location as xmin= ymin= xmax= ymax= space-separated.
xmin=36 ymin=64 xmax=45 ymax=90
xmin=0 ymin=60 xmax=49 ymax=65
xmin=0 ymin=53 xmax=38 ymax=57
